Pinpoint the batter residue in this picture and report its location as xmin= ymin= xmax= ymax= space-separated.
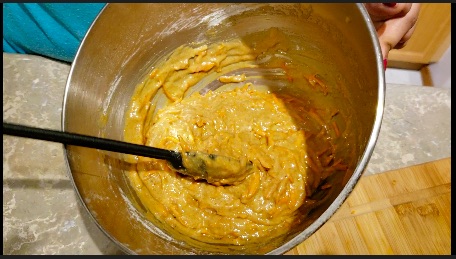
xmin=123 ymin=27 xmax=348 ymax=249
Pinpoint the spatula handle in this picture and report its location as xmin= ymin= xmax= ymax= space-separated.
xmin=2 ymin=122 xmax=183 ymax=168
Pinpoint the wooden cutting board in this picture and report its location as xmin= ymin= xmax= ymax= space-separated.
xmin=285 ymin=157 xmax=451 ymax=255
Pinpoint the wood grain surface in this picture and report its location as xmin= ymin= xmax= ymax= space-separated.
xmin=285 ymin=157 xmax=451 ymax=255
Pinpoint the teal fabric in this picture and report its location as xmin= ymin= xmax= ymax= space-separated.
xmin=3 ymin=3 xmax=106 ymax=62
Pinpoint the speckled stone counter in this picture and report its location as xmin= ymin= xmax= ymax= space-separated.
xmin=3 ymin=53 xmax=451 ymax=255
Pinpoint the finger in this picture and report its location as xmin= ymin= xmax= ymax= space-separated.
xmin=398 ymin=16 xmax=418 ymax=45
xmin=364 ymin=3 xmax=412 ymax=22
xmin=378 ymin=38 xmax=392 ymax=60
xmin=393 ymin=20 xmax=418 ymax=50
xmin=376 ymin=4 xmax=421 ymax=57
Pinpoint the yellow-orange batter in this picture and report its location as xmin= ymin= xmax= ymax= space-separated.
xmin=123 ymin=27 xmax=348 ymax=248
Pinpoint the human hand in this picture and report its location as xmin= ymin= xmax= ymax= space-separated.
xmin=364 ymin=3 xmax=421 ymax=65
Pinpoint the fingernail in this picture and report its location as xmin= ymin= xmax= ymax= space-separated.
xmin=383 ymin=3 xmax=397 ymax=7
xmin=383 ymin=59 xmax=388 ymax=70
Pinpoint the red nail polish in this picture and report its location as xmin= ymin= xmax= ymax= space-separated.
xmin=383 ymin=3 xmax=397 ymax=7
xmin=383 ymin=59 xmax=388 ymax=70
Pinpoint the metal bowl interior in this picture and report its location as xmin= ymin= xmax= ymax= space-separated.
xmin=62 ymin=3 xmax=384 ymax=255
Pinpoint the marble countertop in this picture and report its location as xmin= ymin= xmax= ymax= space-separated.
xmin=3 ymin=53 xmax=451 ymax=255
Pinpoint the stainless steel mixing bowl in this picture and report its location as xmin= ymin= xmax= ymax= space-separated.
xmin=62 ymin=3 xmax=385 ymax=254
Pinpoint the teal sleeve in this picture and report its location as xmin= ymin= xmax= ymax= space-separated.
xmin=3 ymin=3 xmax=106 ymax=62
